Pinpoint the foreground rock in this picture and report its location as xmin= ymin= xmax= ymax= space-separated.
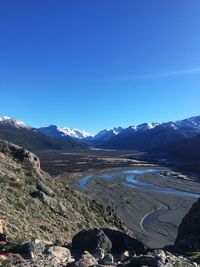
xmin=121 ymin=249 xmax=197 ymax=267
xmin=72 ymin=228 xmax=145 ymax=256
xmin=0 ymin=228 xmax=199 ymax=266
xmin=73 ymin=251 xmax=98 ymax=267
xmin=0 ymin=241 xmax=197 ymax=267
xmin=175 ymin=198 xmax=200 ymax=252
xmin=102 ymin=228 xmax=145 ymax=254
xmin=72 ymin=228 xmax=112 ymax=253
xmin=1 ymin=240 xmax=75 ymax=266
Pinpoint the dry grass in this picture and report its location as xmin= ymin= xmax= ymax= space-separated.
xmin=0 ymin=151 xmax=124 ymax=244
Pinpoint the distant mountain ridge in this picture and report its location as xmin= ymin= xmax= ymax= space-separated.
xmin=39 ymin=125 xmax=92 ymax=140
xmin=1 ymin=115 xmax=200 ymax=154
xmin=98 ymin=116 xmax=200 ymax=152
xmin=85 ymin=127 xmax=124 ymax=146
xmin=0 ymin=116 xmax=86 ymax=151
xmin=0 ymin=116 xmax=30 ymax=129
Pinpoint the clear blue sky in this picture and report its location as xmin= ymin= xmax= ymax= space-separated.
xmin=0 ymin=0 xmax=200 ymax=134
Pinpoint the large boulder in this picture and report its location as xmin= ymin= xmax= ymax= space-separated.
xmin=72 ymin=228 xmax=112 ymax=253
xmin=175 ymin=198 xmax=200 ymax=252
xmin=102 ymin=228 xmax=145 ymax=254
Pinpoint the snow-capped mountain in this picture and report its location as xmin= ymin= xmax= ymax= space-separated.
xmin=0 ymin=116 xmax=30 ymax=129
xmin=174 ymin=116 xmax=200 ymax=135
xmin=94 ymin=127 xmax=123 ymax=140
xmin=100 ymin=116 xmax=200 ymax=151
xmin=63 ymin=127 xmax=92 ymax=139
xmin=0 ymin=118 xmax=86 ymax=150
xmin=84 ymin=127 xmax=124 ymax=146
xmin=39 ymin=125 xmax=92 ymax=140
xmin=1 ymin=114 xmax=200 ymax=152
xmin=136 ymin=122 xmax=161 ymax=132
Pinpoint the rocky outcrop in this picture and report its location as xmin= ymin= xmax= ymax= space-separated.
xmin=0 ymin=232 xmax=197 ymax=267
xmin=37 ymin=180 xmax=55 ymax=197
xmin=31 ymin=190 xmax=67 ymax=216
xmin=175 ymin=198 xmax=200 ymax=252
xmin=72 ymin=228 xmax=146 ymax=256
xmin=0 ymin=139 xmax=41 ymax=175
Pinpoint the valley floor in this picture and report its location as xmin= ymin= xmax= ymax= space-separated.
xmin=37 ymin=149 xmax=200 ymax=248
xmin=66 ymin=168 xmax=200 ymax=248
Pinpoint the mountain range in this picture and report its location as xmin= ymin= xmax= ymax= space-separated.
xmin=0 ymin=116 xmax=86 ymax=151
xmin=100 ymin=117 xmax=200 ymax=152
xmin=0 ymin=115 xmax=200 ymax=157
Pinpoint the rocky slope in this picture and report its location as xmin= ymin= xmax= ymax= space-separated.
xmin=172 ymin=133 xmax=200 ymax=159
xmin=0 ymin=140 xmax=124 ymax=244
xmin=175 ymin=197 xmax=200 ymax=253
xmin=0 ymin=140 xmax=199 ymax=266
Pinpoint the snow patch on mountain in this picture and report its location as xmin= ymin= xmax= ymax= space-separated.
xmin=0 ymin=116 xmax=30 ymax=129
xmin=93 ymin=127 xmax=123 ymax=140
xmin=174 ymin=116 xmax=200 ymax=133
xmin=39 ymin=125 xmax=92 ymax=139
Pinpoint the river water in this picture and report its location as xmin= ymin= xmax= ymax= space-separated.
xmin=79 ymin=168 xmax=200 ymax=199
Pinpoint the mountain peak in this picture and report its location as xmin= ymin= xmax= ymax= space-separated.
xmin=39 ymin=125 xmax=92 ymax=140
xmin=0 ymin=116 xmax=30 ymax=129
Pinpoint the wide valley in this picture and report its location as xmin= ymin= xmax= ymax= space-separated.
xmin=36 ymin=149 xmax=200 ymax=248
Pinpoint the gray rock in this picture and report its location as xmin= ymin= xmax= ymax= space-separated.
xmin=72 ymin=228 xmax=112 ymax=253
xmin=32 ymin=190 xmax=67 ymax=216
xmin=37 ymin=180 xmax=55 ymax=197
xmin=93 ymin=248 xmax=105 ymax=260
xmin=0 ymin=253 xmax=25 ymax=266
xmin=73 ymin=251 xmax=98 ymax=267
xmin=175 ymin=198 xmax=200 ymax=252
xmin=102 ymin=228 xmax=145 ymax=254
xmin=47 ymin=246 xmax=74 ymax=265
xmin=120 ymin=251 xmax=130 ymax=262
xmin=125 ymin=250 xmax=197 ymax=267
xmin=121 ymin=255 xmax=157 ymax=267
xmin=8 ymin=239 xmax=46 ymax=259
xmin=101 ymin=253 xmax=114 ymax=265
